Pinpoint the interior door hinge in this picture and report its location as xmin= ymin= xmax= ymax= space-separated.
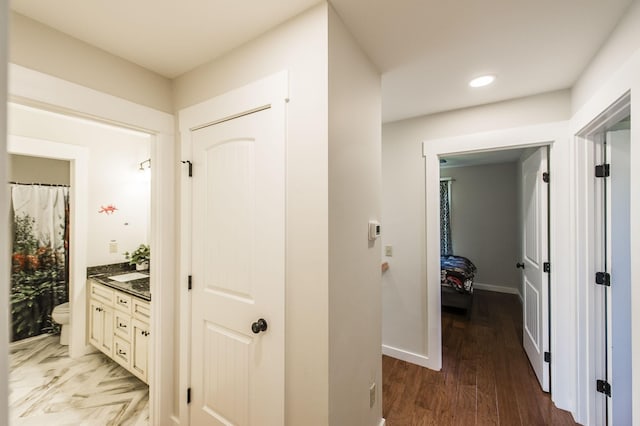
xmin=596 ymin=380 xmax=611 ymax=397
xmin=595 ymin=163 xmax=610 ymax=178
xmin=542 ymin=172 xmax=550 ymax=183
xmin=544 ymin=351 xmax=551 ymax=363
xmin=595 ymin=272 xmax=611 ymax=287
xmin=543 ymin=262 xmax=550 ymax=273
xmin=182 ymin=160 xmax=193 ymax=177
xmin=187 ymin=387 xmax=192 ymax=404
xmin=188 ymin=275 xmax=192 ymax=291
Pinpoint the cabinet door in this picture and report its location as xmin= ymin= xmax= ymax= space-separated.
xmin=131 ymin=318 xmax=149 ymax=383
xmin=100 ymin=305 xmax=114 ymax=356
xmin=89 ymin=299 xmax=103 ymax=348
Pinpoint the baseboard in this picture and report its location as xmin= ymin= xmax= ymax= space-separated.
xmin=379 ymin=418 xmax=386 ymax=426
xmin=474 ymin=282 xmax=524 ymax=304
xmin=9 ymin=333 xmax=50 ymax=348
xmin=382 ymin=344 xmax=437 ymax=370
xmin=474 ymin=282 xmax=519 ymax=295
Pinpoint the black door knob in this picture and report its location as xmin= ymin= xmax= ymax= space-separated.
xmin=251 ymin=318 xmax=268 ymax=334
xmin=516 ymin=262 xmax=525 ymax=269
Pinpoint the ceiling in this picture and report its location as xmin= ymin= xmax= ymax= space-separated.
xmin=11 ymin=0 xmax=633 ymax=122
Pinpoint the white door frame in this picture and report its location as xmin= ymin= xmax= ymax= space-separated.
xmin=421 ymin=121 xmax=570 ymax=408
xmin=7 ymin=134 xmax=89 ymax=358
xmin=7 ymin=64 xmax=176 ymax=425
xmin=574 ymin=92 xmax=630 ymax=426
xmin=178 ymin=70 xmax=288 ymax=426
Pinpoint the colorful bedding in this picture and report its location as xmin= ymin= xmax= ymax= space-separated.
xmin=441 ymin=255 xmax=476 ymax=294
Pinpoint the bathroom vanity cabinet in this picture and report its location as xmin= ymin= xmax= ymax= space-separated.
xmin=88 ymin=279 xmax=150 ymax=384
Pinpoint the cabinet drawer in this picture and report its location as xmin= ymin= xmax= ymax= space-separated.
xmin=114 ymin=311 xmax=131 ymax=340
xmin=113 ymin=336 xmax=131 ymax=368
xmin=90 ymin=281 xmax=114 ymax=305
xmin=132 ymin=298 xmax=150 ymax=321
xmin=114 ymin=292 xmax=132 ymax=314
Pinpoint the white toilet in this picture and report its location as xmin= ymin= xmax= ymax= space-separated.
xmin=51 ymin=302 xmax=70 ymax=345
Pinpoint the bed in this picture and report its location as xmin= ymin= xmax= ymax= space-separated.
xmin=440 ymin=255 xmax=476 ymax=316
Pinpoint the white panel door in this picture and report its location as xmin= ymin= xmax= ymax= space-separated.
xmin=190 ymin=106 xmax=285 ymax=426
xmin=521 ymin=147 xmax=550 ymax=392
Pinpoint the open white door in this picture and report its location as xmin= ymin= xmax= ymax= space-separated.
xmin=520 ymin=147 xmax=550 ymax=392
xmin=189 ymin=105 xmax=285 ymax=425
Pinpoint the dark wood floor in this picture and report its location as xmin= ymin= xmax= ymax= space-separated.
xmin=382 ymin=290 xmax=577 ymax=425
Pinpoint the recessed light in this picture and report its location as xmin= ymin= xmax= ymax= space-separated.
xmin=469 ymin=75 xmax=495 ymax=88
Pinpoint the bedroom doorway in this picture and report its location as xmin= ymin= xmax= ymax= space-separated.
xmin=438 ymin=146 xmax=551 ymax=393
xmin=423 ymin=123 xmax=566 ymax=402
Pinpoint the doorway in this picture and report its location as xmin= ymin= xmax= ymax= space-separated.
xmin=575 ymin=93 xmax=631 ymax=426
xmin=7 ymin=135 xmax=88 ymax=358
xmin=7 ymin=64 xmax=177 ymax=424
xmin=421 ymin=121 xmax=567 ymax=405
xmin=438 ymin=146 xmax=551 ymax=392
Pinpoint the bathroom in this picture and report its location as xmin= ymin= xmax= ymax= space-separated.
xmin=8 ymin=103 xmax=152 ymax=424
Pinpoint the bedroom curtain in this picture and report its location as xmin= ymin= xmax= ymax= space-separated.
xmin=10 ymin=184 xmax=70 ymax=341
xmin=440 ymin=180 xmax=452 ymax=255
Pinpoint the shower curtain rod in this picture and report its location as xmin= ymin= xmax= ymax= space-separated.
xmin=9 ymin=181 xmax=70 ymax=188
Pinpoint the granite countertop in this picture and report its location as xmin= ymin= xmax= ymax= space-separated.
xmin=87 ymin=262 xmax=151 ymax=301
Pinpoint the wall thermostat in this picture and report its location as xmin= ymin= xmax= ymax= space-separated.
xmin=368 ymin=221 xmax=381 ymax=241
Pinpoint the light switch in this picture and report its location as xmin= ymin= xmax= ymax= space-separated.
xmin=368 ymin=221 xmax=381 ymax=241
xmin=109 ymin=240 xmax=118 ymax=254
xmin=384 ymin=245 xmax=393 ymax=257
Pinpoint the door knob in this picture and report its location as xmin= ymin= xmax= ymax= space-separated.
xmin=516 ymin=262 xmax=525 ymax=269
xmin=251 ymin=318 xmax=268 ymax=334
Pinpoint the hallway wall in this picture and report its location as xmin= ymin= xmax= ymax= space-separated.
xmin=9 ymin=12 xmax=172 ymax=113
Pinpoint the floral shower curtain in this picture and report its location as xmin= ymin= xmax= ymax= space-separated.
xmin=10 ymin=184 xmax=70 ymax=342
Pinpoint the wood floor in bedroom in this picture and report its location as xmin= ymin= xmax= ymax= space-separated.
xmin=382 ymin=289 xmax=577 ymax=426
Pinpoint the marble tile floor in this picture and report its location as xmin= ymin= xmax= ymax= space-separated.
xmin=10 ymin=334 xmax=149 ymax=426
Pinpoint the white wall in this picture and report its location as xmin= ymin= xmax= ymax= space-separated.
xmin=328 ymin=6 xmax=382 ymax=425
xmin=8 ymin=104 xmax=151 ymax=267
xmin=9 ymin=154 xmax=70 ymax=185
xmin=569 ymin=1 xmax=640 ymax=423
xmin=381 ymin=90 xmax=570 ymax=366
xmin=572 ymin=1 xmax=640 ymax=113
xmin=10 ymin=12 xmax=173 ymax=113
xmin=441 ymin=162 xmax=520 ymax=292
xmin=173 ymin=4 xmax=330 ymax=424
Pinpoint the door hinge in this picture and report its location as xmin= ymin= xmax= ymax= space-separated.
xmin=188 ymin=275 xmax=192 ymax=290
xmin=595 ymin=272 xmax=611 ymax=287
xmin=544 ymin=351 xmax=551 ymax=363
xmin=542 ymin=172 xmax=550 ymax=183
xmin=182 ymin=160 xmax=193 ymax=177
xmin=543 ymin=262 xmax=550 ymax=273
xmin=187 ymin=387 xmax=192 ymax=404
xmin=595 ymin=163 xmax=610 ymax=178
xmin=596 ymin=380 xmax=611 ymax=397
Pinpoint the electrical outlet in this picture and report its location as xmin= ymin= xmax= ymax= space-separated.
xmin=384 ymin=245 xmax=393 ymax=257
xmin=369 ymin=382 xmax=376 ymax=408
xmin=109 ymin=240 xmax=118 ymax=254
